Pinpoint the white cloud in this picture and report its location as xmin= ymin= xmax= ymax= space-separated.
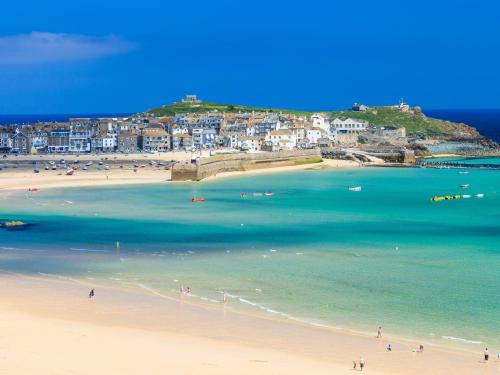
xmin=0 ymin=32 xmax=134 ymax=64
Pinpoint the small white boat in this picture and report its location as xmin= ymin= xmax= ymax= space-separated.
xmin=475 ymin=194 xmax=485 ymax=198
xmin=264 ymin=192 xmax=275 ymax=196
xmin=349 ymin=186 xmax=362 ymax=192
xmin=458 ymin=171 xmax=469 ymax=174
xmin=462 ymin=195 xmax=471 ymax=198
xmin=253 ymin=192 xmax=263 ymax=197
xmin=460 ymin=184 xmax=469 ymax=189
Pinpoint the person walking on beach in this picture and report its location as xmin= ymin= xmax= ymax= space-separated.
xmin=377 ymin=326 xmax=382 ymax=338
xmin=223 ymin=292 xmax=228 ymax=304
xmin=359 ymin=357 xmax=365 ymax=371
xmin=88 ymin=288 xmax=95 ymax=299
xmin=386 ymin=343 xmax=392 ymax=352
xmin=352 ymin=360 xmax=357 ymax=370
xmin=484 ymin=348 xmax=489 ymax=361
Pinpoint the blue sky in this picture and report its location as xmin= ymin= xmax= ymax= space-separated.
xmin=0 ymin=0 xmax=499 ymax=113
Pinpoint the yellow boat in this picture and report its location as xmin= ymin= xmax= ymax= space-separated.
xmin=430 ymin=195 xmax=462 ymax=202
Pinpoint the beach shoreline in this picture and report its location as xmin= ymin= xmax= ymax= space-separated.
xmin=0 ymin=158 xmax=363 ymax=191
xmin=0 ymin=271 xmax=495 ymax=375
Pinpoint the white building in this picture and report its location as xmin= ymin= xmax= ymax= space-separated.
xmin=306 ymin=128 xmax=325 ymax=145
xmin=266 ymin=130 xmax=297 ymax=150
xmin=330 ymin=118 xmax=368 ymax=134
xmin=240 ymin=136 xmax=261 ymax=152
xmin=310 ymin=114 xmax=329 ymax=132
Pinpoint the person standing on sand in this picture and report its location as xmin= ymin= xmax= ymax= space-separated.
xmin=89 ymin=288 xmax=95 ymax=299
xmin=377 ymin=326 xmax=382 ymax=338
xmin=352 ymin=360 xmax=357 ymax=369
xmin=484 ymin=348 xmax=489 ymax=361
xmin=359 ymin=357 xmax=365 ymax=371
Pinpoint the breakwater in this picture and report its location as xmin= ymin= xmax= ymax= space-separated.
xmin=322 ymin=147 xmax=415 ymax=164
xmin=171 ymin=149 xmax=322 ymax=181
xmin=417 ymin=160 xmax=500 ymax=170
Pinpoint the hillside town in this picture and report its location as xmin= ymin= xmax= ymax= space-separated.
xmin=0 ymin=95 xmax=414 ymax=155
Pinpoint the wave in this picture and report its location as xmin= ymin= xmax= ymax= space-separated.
xmin=441 ymin=336 xmax=482 ymax=345
xmin=136 ymin=283 xmax=179 ymax=302
xmin=69 ymin=248 xmax=109 ymax=253
xmin=0 ymin=246 xmax=45 ymax=253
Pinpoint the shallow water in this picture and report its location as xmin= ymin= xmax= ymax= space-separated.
xmin=0 ymin=162 xmax=499 ymax=349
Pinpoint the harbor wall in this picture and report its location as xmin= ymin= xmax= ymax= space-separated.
xmin=171 ymin=149 xmax=322 ymax=181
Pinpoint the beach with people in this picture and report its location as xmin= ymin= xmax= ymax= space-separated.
xmin=0 ymin=163 xmax=498 ymax=374
xmin=0 ymin=271 xmax=496 ymax=375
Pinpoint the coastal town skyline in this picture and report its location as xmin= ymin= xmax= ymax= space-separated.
xmin=1 ymin=1 xmax=499 ymax=373
xmin=1 ymin=0 xmax=499 ymax=113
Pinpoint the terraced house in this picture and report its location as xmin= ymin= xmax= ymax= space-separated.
xmin=139 ymin=128 xmax=170 ymax=152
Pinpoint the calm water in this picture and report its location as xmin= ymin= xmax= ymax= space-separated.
xmin=0 ymin=164 xmax=499 ymax=349
xmin=426 ymin=109 xmax=500 ymax=143
xmin=0 ymin=113 xmax=130 ymax=125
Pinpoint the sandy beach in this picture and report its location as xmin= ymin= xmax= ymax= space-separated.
xmin=0 ymin=155 xmax=361 ymax=190
xmin=0 ymin=272 xmax=496 ymax=375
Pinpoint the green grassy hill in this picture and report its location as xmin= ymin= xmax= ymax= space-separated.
xmin=148 ymin=102 xmax=481 ymax=139
xmin=148 ymin=102 xmax=310 ymax=117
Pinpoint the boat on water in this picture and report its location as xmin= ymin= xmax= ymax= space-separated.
xmin=264 ymin=192 xmax=275 ymax=196
xmin=462 ymin=194 xmax=471 ymax=198
xmin=476 ymin=194 xmax=485 ymax=198
xmin=458 ymin=171 xmax=469 ymax=174
xmin=253 ymin=192 xmax=263 ymax=197
xmin=431 ymin=194 xmax=462 ymax=202
xmin=192 ymin=197 xmax=207 ymax=203
xmin=460 ymin=184 xmax=470 ymax=188
xmin=349 ymin=186 xmax=362 ymax=191
xmin=240 ymin=193 xmax=248 ymax=198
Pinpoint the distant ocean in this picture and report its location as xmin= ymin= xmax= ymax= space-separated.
xmin=423 ymin=109 xmax=500 ymax=143
xmin=0 ymin=110 xmax=498 ymax=142
xmin=0 ymin=113 xmax=131 ymax=125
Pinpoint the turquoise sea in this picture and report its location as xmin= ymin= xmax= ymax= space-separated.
xmin=0 ymin=160 xmax=499 ymax=350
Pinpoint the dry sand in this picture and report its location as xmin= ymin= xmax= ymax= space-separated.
xmin=0 ymin=158 xmax=362 ymax=191
xmin=0 ymin=272 xmax=496 ymax=375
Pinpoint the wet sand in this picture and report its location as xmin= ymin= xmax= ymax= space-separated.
xmin=0 ymin=272 xmax=495 ymax=375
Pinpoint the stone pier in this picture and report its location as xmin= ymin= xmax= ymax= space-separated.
xmin=171 ymin=149 xmax=322 ymax=181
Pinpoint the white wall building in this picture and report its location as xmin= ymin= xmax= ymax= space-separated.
xmin=306 ymin=128 xmax=324 ymax=145
xmin=266 ymin=130 xmax=297 ymax=150
xmin=311 ymin=114 xmax=329 ymax=132
xmin=331 ymin=118 xmax=368 ymax=134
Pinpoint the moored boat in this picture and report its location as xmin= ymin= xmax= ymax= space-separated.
xmin=240 ymin=193 xmax=248 ymax=198
xmin=349 ymin=186 xmax=362 ymax=191
xmin=460 ymin=184 xmax=469 ymax=188
xmin=253 ymin=192 xmax=263 ymax=197
xmin=264 ymin=192 xmax=275 ymax=196
xmin=475 ymin=194 xmax=485 ymax=198
xmin=192 ymin=197 xmax=207 ymax=202
xmin=431 ymin=194 xmax=462 ymax=202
